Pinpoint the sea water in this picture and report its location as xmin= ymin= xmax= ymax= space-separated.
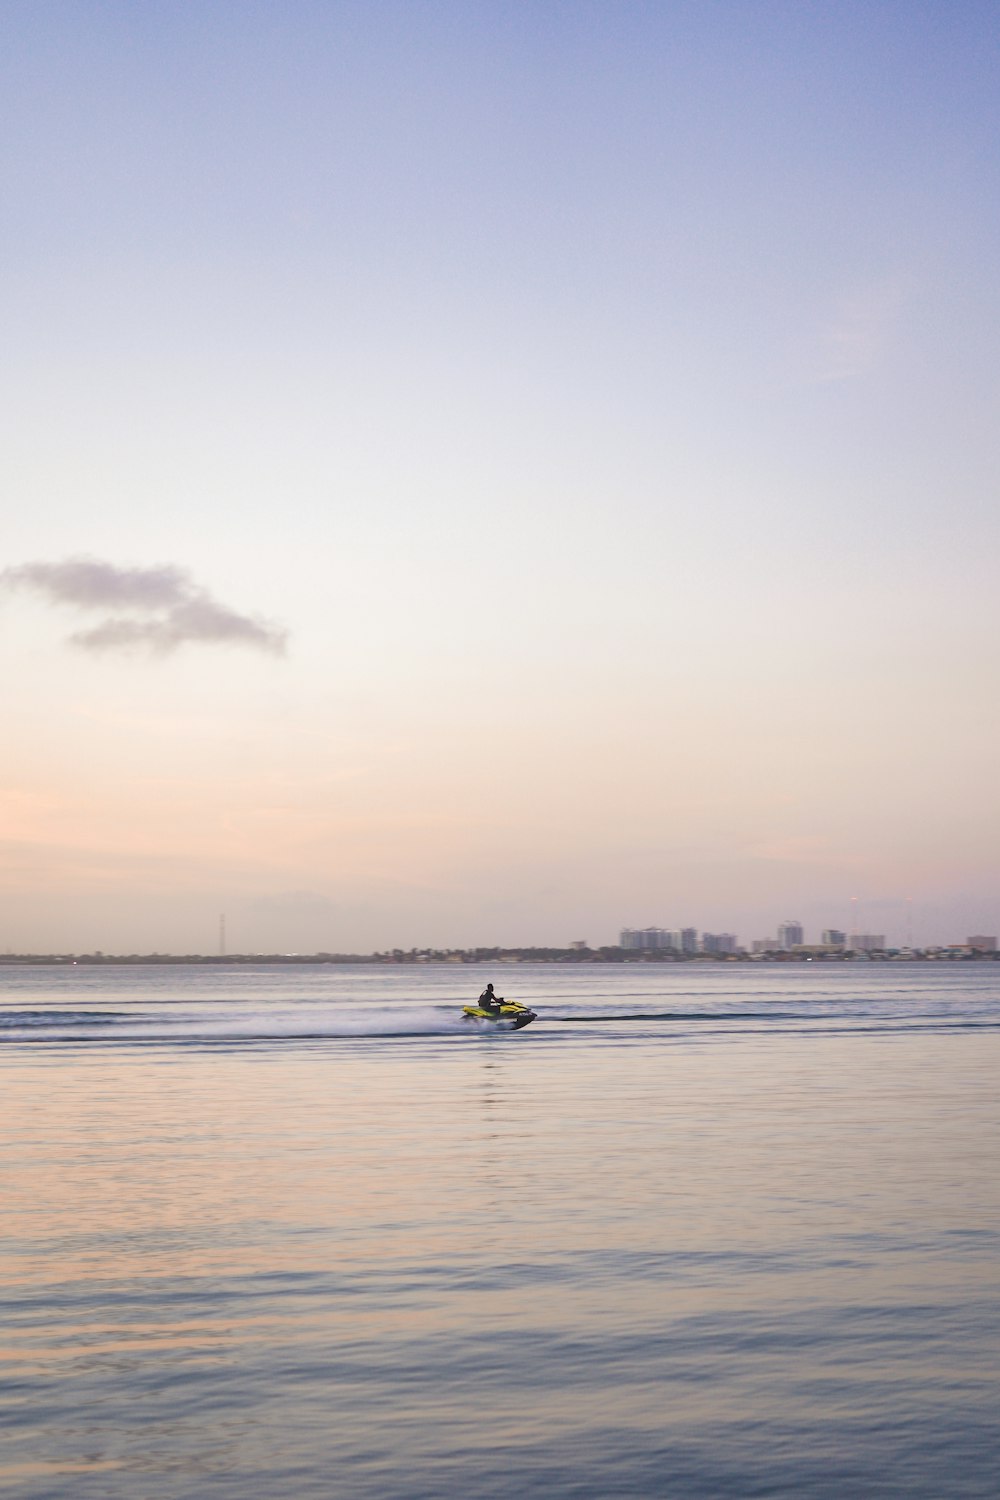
xmin=2 ymin=962 xmax=999 ymax=1498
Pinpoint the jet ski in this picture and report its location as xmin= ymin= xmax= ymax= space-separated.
xmin=461 ymin=998 xmax=537 ymax=1031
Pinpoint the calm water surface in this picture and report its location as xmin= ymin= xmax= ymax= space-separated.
xmin=3 ymin=963 xmax=999 ymax=1498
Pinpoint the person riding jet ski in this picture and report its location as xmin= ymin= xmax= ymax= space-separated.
xmin=461 ymin=984 xmax=537 ymax=1029
xmin=479 ymin=982 xmax=503 ymax=1016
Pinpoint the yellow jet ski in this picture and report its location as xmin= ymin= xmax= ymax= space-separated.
xmin=461 ymin=998 xmax=537 ymax=1031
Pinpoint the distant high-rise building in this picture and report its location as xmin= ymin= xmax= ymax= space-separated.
xmin=620 ymin=927 xmax=700 ymax=953
xmin=752 ymin=938 xmax=776 ymax=954
xmin=777 ymin=920 xmax=804 ymax=950
xmin=850 ymin=933 xmax=885 ymax=952
xmin=620 ymin=927 xmax=672 ymax=951
xmin=822 ymin=929 xmax=846 ymax=947
xmin=702 ymin=932 xmax=739 ymax=954
xmin=967 ymin=935 xmax=997 ymax=953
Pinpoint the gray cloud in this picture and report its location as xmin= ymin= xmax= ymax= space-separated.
xmin=2 ymin=558 xmax=287 ymax=656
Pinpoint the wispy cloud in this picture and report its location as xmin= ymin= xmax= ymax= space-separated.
xmin=816 ymin=274 xmax=915 ymax=383
xmin=2 ymin=558 xmax=287 ymax=656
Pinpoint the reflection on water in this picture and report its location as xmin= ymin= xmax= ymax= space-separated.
xmin=2 ymin=964 xmax=1000 ymax=1497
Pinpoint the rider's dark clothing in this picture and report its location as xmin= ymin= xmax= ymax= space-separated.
xmin=479 ymin=985 xmax=502 ymax=1015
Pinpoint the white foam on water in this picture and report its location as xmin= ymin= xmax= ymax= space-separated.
xmin=1 ymin=1004 xmax=513 ymax=1043
xmin=143 ymin=1005 xmax=476 ymax=1041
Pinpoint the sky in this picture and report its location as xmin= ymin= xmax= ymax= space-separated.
xmin=2 ymin=0 xmax=999 ymax=953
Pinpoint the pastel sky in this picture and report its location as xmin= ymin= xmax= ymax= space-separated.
xmin=2 ymin=1 xmax=999 ymax=952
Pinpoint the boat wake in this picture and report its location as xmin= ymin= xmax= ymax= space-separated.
xmin=0 ymin=1006 xmax=493 ymax=1045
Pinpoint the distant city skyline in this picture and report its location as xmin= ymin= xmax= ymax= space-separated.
xmin=2 ymin=896 xmax=996 ymax=957
xmin=2 ymin=929 xmax=996 ymax=961
xmin=619 ymin=920 xmax=998 ymax=956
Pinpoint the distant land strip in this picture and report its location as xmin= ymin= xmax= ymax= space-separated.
xmin=1 ymin=947 xmax=997 ymax=965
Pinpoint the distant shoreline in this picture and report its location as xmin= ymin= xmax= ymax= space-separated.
xmin=1 ymin=950 xmax=997 ymax=966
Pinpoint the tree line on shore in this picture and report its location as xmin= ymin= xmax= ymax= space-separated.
xmin=1 ymin=945 xmax=996 ymax=964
